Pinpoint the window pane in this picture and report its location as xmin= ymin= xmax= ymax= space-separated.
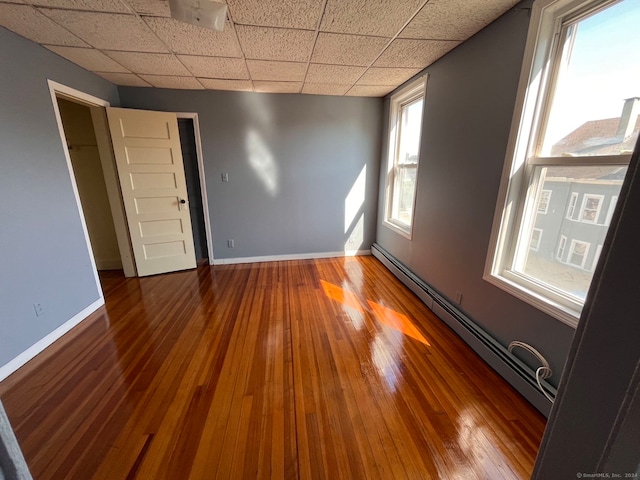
xmin=514 ymin=165 xmax=627 ymax=300
xmin=397 ymin=98 xmax=423 ymax=165
xmin=540 ymin=0 xmax=640 ymax=157
xmin=391 ymin=166 xmax=417 ymax=226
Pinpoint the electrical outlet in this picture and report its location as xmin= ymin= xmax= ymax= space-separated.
xmin=455 ymin=291 xmax=463 ymax=305
xmin=227 ymin=239 xmax=235 ymax=248
xmin=33 ymin=303 xmax=45 ymax=317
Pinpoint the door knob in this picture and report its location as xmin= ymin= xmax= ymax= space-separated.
xmin=179 ymin=198 xmax=187 ymax=210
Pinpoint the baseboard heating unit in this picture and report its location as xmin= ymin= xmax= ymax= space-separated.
xmin=371 ymin=243 xmax=556 ymax=416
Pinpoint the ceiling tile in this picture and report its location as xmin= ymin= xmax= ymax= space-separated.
xmin=198 ymin=78 xmax=253 ymax=91
xmin=178 ymin=55 xmax=249 ymax=79
xmin=144 ymin=17 xmax=242 ymax=57
xmin=46 ymin=46 xmax=129 ymax=72
xmin=400 ymin=0 xmax=518 ymax=40
xmin=139 ymin=75 xmax=204 ymax=89
xmin=105 ymin=51 xmax=190 ymax=75
xmin=97 ymin=72 xmax=152 ymax=87
xmin=254 ymin=81 xmax=302 ymax=93
xmin=311 ymin=33 xmax=388 ymax=67
xmin=126 ymin=0 xmax=171 ymax=17
xmin=346 ymin=85 xmax=395 ymax=97
xmin=28 ymin=0 xmax=130 ymax=13
xmin=306 ymin=64 xmax=365 ymax=84
xmin=373 ymin=38 xmax=459 ymax=68
xmin=302 ymin=83 xmax=350 ymax=96
xmin=320 ymin=0 xmax=423 ymax=37
xmin=246 ymin=60 xmax=307 ymax=82
xmin=236 ymin=26 xmax=315 ymax=62
xmin=358 ymin=67 xmax=421 ymax=85
xmin=0 ymin=4 xmax=88 ymax=46
xmin=40 ymin=9 xmax=168 ymax=52
xmin=227 ymin=0 xmax=323 ymax=29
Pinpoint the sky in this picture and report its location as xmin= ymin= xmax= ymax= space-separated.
xmin=542 ymin=0 xmax=640 ymax=149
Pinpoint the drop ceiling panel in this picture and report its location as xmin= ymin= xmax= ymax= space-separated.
xmin=311 ymin=33 xmax=389 ymax=67
xmin=105 ymin=51 xmax=190 ymax=75
xmin=227 ymin=0 xmax=324 ymax=30
xmin=254 ymin=81 xmax=302 ymax=93
xmin=236 ymin=26 xmax=315 ymax=62
xmin=346 ymin=85 xmax=395 ymax=97
xmin=302 ymin=83 xmax=350 ymax=96
xmin=246 ymin=60 xmax=307 ymax=82
xmin=139 ymin=75 xmax=204 ymax=89
xmin=358 ymin=67 xmax=421 ymax=86
xmin=198 ymin=78 xmax=253 ymax=91
xmin=178 ymin=55 xmax=249 ymax=79
xmin=97 ymin=72 xmax=151 ymax=87
xmin=1 ymin=0 xmax=516 ymax=96
xmin=374 ymin=38 xmax=459 ymax=68
xmin=400 ymin=0 xmax=519 ymax=40
xmin=0 ymin=4 xmax=88 ymax=46
xmin=28 ymin=0 xmax=131 ymax=13
xmin=40 ymin=9 xmax=168 ymax=52
xmin=306 ymin=64 xmax=365 ymax=84
xmin=320 ymin=0 xmax=423 ymax=37
xmin=144 ymin=17 xmax=242 ymax=57
xmin=47 ymin=46 xmax=129 ymax=72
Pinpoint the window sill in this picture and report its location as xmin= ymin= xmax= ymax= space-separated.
xmin=483 ymin=272 xmax=580 ymax=328
xmin=382 ymin=220 xmax=413 ymax=240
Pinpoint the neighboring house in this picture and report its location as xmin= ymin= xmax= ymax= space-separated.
xmin=528 ymin=98 xmax=639 ymax=293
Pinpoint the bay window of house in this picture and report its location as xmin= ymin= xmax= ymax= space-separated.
xmin=383 ymin=76 xmax=427 ymax=238
xmin=485 ymin=0 xmax=639 ymax=326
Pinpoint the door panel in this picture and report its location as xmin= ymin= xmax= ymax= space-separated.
xmin=106 ymin=107 xmax=196 ymax=277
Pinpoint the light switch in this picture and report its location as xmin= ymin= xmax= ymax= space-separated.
xmin=221 ymin=173 xmax=229 ymax=182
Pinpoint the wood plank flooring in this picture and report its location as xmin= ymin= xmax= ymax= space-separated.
xmin=0 ymin=257 xmax=545 ymax=479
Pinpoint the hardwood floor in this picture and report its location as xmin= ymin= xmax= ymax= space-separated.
xmin=0 ymin=257 xmax=545 ymax=479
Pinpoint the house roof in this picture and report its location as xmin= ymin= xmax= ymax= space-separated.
xmin=0 ymin=0 xmax=519 ymax=96
xmin=551 ymin=117 xmax=640 ymax=157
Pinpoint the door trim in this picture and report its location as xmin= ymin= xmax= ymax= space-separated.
xmin=176 ymin=113 xmax=215 ymax=263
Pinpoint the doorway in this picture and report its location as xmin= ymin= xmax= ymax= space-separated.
xmin=57 ymin=98 xmax=122 ymax=272
xmin=50 ymin=82 xmax=213 ymax=286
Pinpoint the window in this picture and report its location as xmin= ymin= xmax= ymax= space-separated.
xmin=485 ymin=0 xmax=638 ymax=326
xmin=557 ymin=235 xmax=567 ymax=261
xmin=537 ymin=190 xmax=552 ymax=214
xmin=530 ymin=228 xmax=543 ymax=251
xmin=568 ymin=240 xmax=590 ymax=269
xmin=605 ymin=195 xmax=618 ymax=225
xmin=566 ymin=192 xmax=579 ymax=219
xmin=591 ymin=244 xmax=603 ymax=271
xmin=383 ymin=76 xmax=427 ymax=238
xmin=579 ymin=194 xmax=603 ymax=223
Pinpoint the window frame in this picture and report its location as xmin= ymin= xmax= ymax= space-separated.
xmin=537 ymin=190 xmax=552 ymax=214
xmin=579 ymin=194 xmax=604 ymax=224
xmin=566 ymin=192 xmax=579 ymax=219
xmin=530 ymin=228 xmax=543 ymax=251
xmin=568 ymin=239 xmax=590 ymax=269
xmin=383 ymin=75 xmax=428 ymax=239
xmin=484 ymin=0 xmax=633 ymax=327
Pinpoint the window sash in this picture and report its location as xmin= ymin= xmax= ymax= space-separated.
xmin=483 ymin=0 xmax=637 ymax=326
xmin=383 ymin=76 xmax=427 ymax=238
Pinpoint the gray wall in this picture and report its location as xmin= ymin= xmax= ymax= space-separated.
xmin=375 ymin=1 xmax=575 ymax=385
xmin=0 ymin=27 xmax=119 ymax=369
xmin=118 ymin=88 xmax=382 ymax=260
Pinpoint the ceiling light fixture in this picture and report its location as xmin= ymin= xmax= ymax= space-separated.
xmin=168 ymin=0 xmax=227 ymax=32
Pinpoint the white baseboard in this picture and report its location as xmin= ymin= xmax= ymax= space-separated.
xmin=0 ymin=298 xmax=104 ymax=382
xmin=212 ymin=249 xmax=371 ymax=265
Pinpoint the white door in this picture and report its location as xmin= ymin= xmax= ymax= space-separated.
xmin=106 ymin=107 xmax=197 ymax=277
